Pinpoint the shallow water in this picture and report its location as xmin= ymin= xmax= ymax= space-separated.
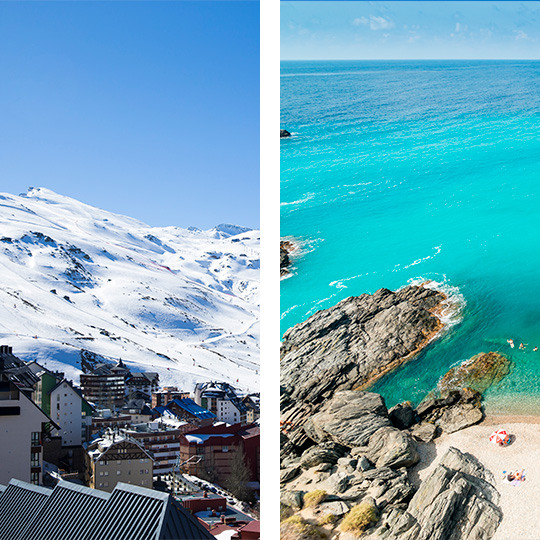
xmin=281 ymin=60 xmax=540 ymax=414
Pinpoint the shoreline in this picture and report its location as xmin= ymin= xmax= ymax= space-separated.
xmin=415 ymin=415 xmax=540 ymax=539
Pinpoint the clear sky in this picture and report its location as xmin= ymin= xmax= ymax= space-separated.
xmin=281 ymin=1 xmax=540 ymax=60
xmin=0 ymin=1 xmax=259 ymax=229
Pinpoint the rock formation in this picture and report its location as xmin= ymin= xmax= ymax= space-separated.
xmin=281 ymin=285 xmax=447 ymax=453
xmin=437 ymin=352 xmax=512 ymax=395
xmin=281 ymin=129 xmax=291 ymax=138
xmin=280 ymin=240 xmax=294 ymax=276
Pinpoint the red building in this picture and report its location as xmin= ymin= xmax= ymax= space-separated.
xmin=179 ymin=423 xmax=260 ymax=483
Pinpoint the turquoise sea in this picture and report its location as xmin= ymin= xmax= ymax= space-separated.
xmin=281 ymin=60 xmax=540 ymax=415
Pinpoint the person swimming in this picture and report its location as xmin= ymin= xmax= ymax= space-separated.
xmin=519 ymin=343 xmax=526 ymax=350
xmin=508 ymin=339 xmax=515 ymax=348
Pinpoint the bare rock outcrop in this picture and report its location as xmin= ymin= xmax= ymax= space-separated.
xmin=373 ymin=447 xmax=502 ymax=540
xmin=280 ymin=285 xmax=447 ymax=453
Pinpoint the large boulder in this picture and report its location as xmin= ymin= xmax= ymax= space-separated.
xmin=280 ymin=240 xmax=294 ymax=276
xmin=374 ymin=447 xmax=502 ymax=540
xmin=280 ymin=129 xmax=291 ymax=138
xmin=300 ymin=441 xmax=348 ymax=469
xmin=281 ymin=285 xmax=447 ymax=453
xmin=367 ymin=427 xmax=420 ymax=469
xmin=389 ymin=401 xmax=418 ymax=430
xmin=304 ymin=391 xmax=392 ymax=448
xmin=417 ymin=389 xmax=484 ymax=434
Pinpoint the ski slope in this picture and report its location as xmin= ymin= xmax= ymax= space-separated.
xmin=0 ymin=188 xmax=259 ymax=392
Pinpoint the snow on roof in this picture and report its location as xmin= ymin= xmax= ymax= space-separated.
xmin=185 ymin=434 xmax=234 ymax=444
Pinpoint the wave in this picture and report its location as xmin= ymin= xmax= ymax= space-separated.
xmin=280 ymin=192 xmax=315 ymax=208
xmin=406 ymin=275 xmax=466 ymax=329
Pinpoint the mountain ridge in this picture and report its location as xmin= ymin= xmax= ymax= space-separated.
xmin=0 ymin=187 xmax=259 ymax=393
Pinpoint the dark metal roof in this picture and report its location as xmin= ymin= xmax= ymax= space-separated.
xmin=0 ymin=479 xmax=214 ymax=540
xmin=0 ymin=479 xmax=52 ymax=540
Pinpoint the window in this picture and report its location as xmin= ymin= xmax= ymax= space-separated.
xmin=99 ymin=471 xmax=104 ymax=477
xmin=31 ymin=453 xmax=40 ymax=467
xmin=31 ymin=432 xmax=40 ymax=446
xmin=117 ymin=470 xmax=121 ymax=476
xmin=31 ymin=472 xmax=39 ymax=485
xmin=104 ymin=471 xmax=109 ymax=476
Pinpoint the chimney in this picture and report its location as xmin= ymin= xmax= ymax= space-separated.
xmin=203 ymin=490 xmax=208 ymax=498
xmin=220 ymin=514 xmax=225 ymax=524
xmin=211 ymin=509 xmax=216 ymax=517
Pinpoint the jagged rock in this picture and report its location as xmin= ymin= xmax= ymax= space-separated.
xmin=304 ymin=391 xmax=392 ymax=448
xmin=389 ymin=401 xmax=418 ymax=430
xmin=300 ymin=442 xmax=347 ymax=469
xmin=280 ymin=466 xmax=301 ymax=484
xmin=438 ymin=352 xmax=512 ymax=395
xmin=417 ymin=389 xmax=484 ymax=434
xmin=362 ymin=467 xmax=401 ymax=482
xmin=281 ymin=490 xmax=304 ymax=510
xmin=323 ymin=471 xmax=352 ymax=494
xmin=378 ymin=447 xmax=502 ymax=540
xmin=319 ymin=500 xmax=349 ymax=517
xmin=409 ymin=422 xmax=438 ymax=443
xmin=280 ymin=285 xmax=446 ymax=453
xmin=280 ymin=240 xmax=294 ymax=276
xmin=356 ymin=455 xmax=374 ymax=471
xmin=367 ymin=427 xmax=420 ymax=469
xmin=280 ymin=129 xmax=291 ymax=138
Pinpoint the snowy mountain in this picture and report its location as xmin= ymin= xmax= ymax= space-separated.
xmin=0 ymin=188 xmax=259 ymax=392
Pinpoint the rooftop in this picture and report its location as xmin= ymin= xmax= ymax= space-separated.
xmin=0 ymin=478 xmax=214 ymax=540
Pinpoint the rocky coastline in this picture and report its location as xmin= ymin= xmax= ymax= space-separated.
xmin=280 ymin=284 xmax=511 ymax=539
xmin=280 ymin=240 xmax=295 ymax=277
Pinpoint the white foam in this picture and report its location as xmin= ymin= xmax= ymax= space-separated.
xmin=406 ymin=275 xmax=466 ymax=329
xmin=280 ymin=192 xmax=315 ymax=207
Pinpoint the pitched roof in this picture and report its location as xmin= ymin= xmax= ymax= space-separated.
xmin=0 ymin=479 xmax=214 ymax=540
xmin=0 ymin=479 xmax=52 ymax=540
xmin=168 ymin=398 xmax=216 ymax=420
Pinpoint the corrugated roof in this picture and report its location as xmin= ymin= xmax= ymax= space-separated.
xmin=0 ymin=479 xmax=214 ymax=540
xmin=0 ymin=479 xmax=52 ymax=540
xmin=169 ymin=398 xmax=216 ymax=420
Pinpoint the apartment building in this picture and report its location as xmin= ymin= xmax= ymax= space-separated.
xmin=0 ymin=375 xmax=59 ymax=485
xmin=85 ymin=433 xmax=153 ymax=492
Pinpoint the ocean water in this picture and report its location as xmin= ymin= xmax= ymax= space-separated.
xmin=280 ymin=60 xmax=540 ymax=415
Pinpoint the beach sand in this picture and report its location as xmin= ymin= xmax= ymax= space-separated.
xmin=412 ymin=417 xmax=540 ymax=540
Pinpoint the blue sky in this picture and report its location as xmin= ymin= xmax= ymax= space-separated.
xmin=281 ymin=1 xmax=540 ymax=60
xmin=0 ymin=1 xmax=259 ymax=229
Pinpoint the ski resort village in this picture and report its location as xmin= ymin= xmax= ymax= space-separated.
xmin=0 ymin=189 xmax=260 ymax=539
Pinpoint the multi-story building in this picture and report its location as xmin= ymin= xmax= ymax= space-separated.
xmin=152 ymin=386 xmax=190 ymax=409
xmin=125 ymin=371 xmax=159 ymax=398
xmin=119 ymin=398 xmax=154 ymax=423
xmin=80 ymin=369 xmax=126 ymax=409
xmin=122 ymin=420 xmax=195 ymax=475
xmin=0 ymin=374 xmax=59 ymax=485
xmin=90 ymin=411 xmax=133 ymax=435
xmin=242 ymin=394 xmax=260 ymax=424
xmin=85 ymin=433 xmax=153 ymax=492
xmin=178 ymin=423 xmax=260 ymax=484
xmin=49 ymin=379 xmax=93 ymax=446
xmin=194 ymin=382 xmax=248 ymax=425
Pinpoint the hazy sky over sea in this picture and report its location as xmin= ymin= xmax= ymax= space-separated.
xmin=0 ymin=2 xmax=259 ymax=229
xmin=281 ymin=1 xmax=540 ymax=60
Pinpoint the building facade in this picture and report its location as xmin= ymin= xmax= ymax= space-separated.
xmin=0 ymin=375 xmax=58 ymax=485
xmin=85 ymin=434 xmax=153 ymax=492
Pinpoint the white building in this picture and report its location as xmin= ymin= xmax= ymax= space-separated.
xmin=50 ymin=379 xmax=91 ymax=447
xmin=0 ymin=375 xmax=58 ymax=485
xmin=194 ymin=382 xmax=247 ymax=425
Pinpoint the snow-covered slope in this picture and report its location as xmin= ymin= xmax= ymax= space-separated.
xmin=0 ymin=188 xmax=259 ymax=392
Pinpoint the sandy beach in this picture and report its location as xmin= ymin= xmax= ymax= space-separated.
xmin=413 ymin=416 xmax=540 ymax=540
